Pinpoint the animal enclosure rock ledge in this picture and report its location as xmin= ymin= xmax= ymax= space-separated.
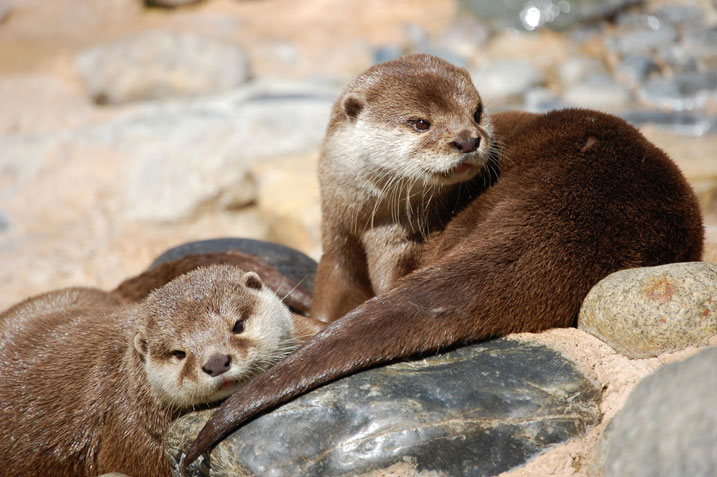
xmin=578 ymin=262 xmax=717 ymax=358
xmin=167 ymin=339 xmax=602 ymax=477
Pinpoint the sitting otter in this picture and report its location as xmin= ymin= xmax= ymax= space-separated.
xmin=183 ymin=55 xmax=703 ymax=467
xmin=0 ymin=264 xmax=324 ymax=477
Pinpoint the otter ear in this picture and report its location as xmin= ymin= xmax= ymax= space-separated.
xmin=342 ymin=96 xmax=364 ymax=121
xmin=133 ymin=332 xmax=148 ymax=359
xmin=242 ymin=271 xmax=263 ymax=291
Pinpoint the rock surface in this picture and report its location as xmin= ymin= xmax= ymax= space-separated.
xmin=75 ymin=30 xmax=250 ymax=104
xmin=168 ymin=339 xmax=602 ymax=476
xmin=150 ymin=237 xmax=318 ymax=293
xmin=602 ymin=347 xmax=717 ymax=477
xmin=578 ymin=262 xmax=717 ymax=358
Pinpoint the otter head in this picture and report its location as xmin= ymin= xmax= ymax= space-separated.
xmin=133 ymin=265 xmax=295 ymax=409
xmin=325 ymin=54 xmax=493 ymax=189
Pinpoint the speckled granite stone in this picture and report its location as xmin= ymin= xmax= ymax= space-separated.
xmin=167 ymin=339 xmax=601 ymax=477
xmin=578 ymin=262 xmax=717 ymax=358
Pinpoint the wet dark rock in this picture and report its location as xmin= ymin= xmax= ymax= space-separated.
xmin=168 ymin=339 xmax=602 ymax=477
xmin=683 ymin=27 xmax=717 ymax=67
xmin=603 ymin=347 xmax=717 ymax=477
xmin=149 ymin=238 xmax=317 ymax=293
xmin=621 ymin=110 xmax=717 ymax=136
xmin=459 ymin=0 xmax=641 ymax=31
xmin=638 ymin=71 xmax=717 ymax=111
xmin=617 ymin=55 xmax=660 ymax=87
xmin=75 ymin=30 xmax=250 ymax=104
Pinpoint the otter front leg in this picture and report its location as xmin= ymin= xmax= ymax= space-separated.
xmin=310 ymin=238 xmax=374 ymax=323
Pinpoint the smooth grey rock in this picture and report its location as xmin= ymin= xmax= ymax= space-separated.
xmin=683 ymin=27 xmax=717 ymax=67
xmin=558 ymin=56 xmax=608 ymax=86
xmin=621 ymin=110 xmax=717 ymax=136
xmin=149 ymin=238 xmax=317 ymax=293
xmin=603 ymin=347 xmax=717 ymax=477
xmin=75 ymin=30 xmax=250 ymax=104
xmin=578 ymin=262 xmax=717 ymax=358
xmin=563 ymin=74 xmax=633 ymax=111
xmin=168 ymin=339 xmax=602 ymax=477
xmin=657 ymin=44 xmax=700 ymax=73
xmin=638 ymin=71 xmax=717 ymax=111
xmin=0 ymin=211 xmax=9 ymax=234
xmin=617 ymin=55 xmax=660 ymax=87
xmin=459 ymin=0 xmax=641 ymax=31
xmin=471 ymin=60 xmax=545 ymax=104
xmin=524 ymin=88 xmax=571 ymax=113
xmin=606 ymin=26 xmax=679 ymax=54
xmin=654 ymin=5 xmax=705 ymax=27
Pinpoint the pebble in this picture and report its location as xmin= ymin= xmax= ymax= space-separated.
xmin=75 ymin=30 xmax=251 ymax=104
xmin=558 ymin=56 xmax=608 ymax=86
xmin=638 ymin=71 xmax=717 ymax=111
xmin=578 ymin=262 xmax=717 ymax=359
xmin=471 ymin=60 xmax=545 ymax=104
xmin=606 ymin=26 xmax=679 ymax=54
xmin=563 ymin=74 xmax=633 ymax=111
xmin=621 ymin=110 xmax=717 ymax=136
xmin=169 ymin=339 xmax=601 ymax=476
xmin=461 ymin=0 xmax=641 ymax=31
xmin=654 ymin=4 xmax=705 ymax=27
xmin=616 ymin=55 xmax=660 ymax=87
xmin=683 ymin=27 xmax=717 ymax=67
xmin=144 ymin=0 xmax=202 ymax=7
xmin=603 ymin=347 xmax=717 ymax=477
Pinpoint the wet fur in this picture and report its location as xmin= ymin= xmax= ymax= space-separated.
xmin=0 ymin=263 xmax=323 ymax=476
xmin=183 ymin=56 xmax=704 ymax=465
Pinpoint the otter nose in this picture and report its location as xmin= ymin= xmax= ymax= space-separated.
xmin=450 ymin=137 xmax=480 ymax=153
xmin=202 ymin=354 xmax=232 ymax=377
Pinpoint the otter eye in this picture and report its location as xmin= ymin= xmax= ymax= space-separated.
xmin=232 ymin=320 xmax=245 ymax=334
xmin=170 ymin=350 xmax=186 ymax=360
xmin=473 ymin=104 xmax=483 ymax=123
xmin=409 ymin=119 xmax=431 ymax=132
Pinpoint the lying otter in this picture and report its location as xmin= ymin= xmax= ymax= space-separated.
xmin=0 ymin=260 xmax=324 ymax=476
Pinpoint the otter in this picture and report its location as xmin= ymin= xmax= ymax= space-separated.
xmin=183 ymin=54 xmax=704 ymax=466
xmin=0 ymin=264 xmax=324 ymax=477
xmin=312 ymin=54 xmax=498 ymax=322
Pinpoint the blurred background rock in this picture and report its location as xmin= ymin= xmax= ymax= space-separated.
xmin=0 ymin=0 xmax=714 ymax=310
xmin=0 ymin=1 xmax=715 ymax=475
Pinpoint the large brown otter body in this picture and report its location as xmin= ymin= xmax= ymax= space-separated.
xmin=0 ymin=263 xmax=322 ymax=477
xmin=184 ymin=55 xmax=704 ymax=465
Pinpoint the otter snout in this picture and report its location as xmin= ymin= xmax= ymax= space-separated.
xmin=450 ymin=137 xmax=480 ymax=153
xmin=202 ymin=354 xmax=232 ymax=377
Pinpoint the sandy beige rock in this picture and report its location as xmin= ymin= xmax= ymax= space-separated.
xmin=578 ymin=262 xmax=717 ymax=358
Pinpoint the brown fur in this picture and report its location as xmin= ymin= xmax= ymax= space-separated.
xmin=0 ymin=263 xmax=324 ymax=477
xmin=184 ymin=55 xmax=704 ymax=465
xmin=312 ymin=54 xmax=498 ymax=322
